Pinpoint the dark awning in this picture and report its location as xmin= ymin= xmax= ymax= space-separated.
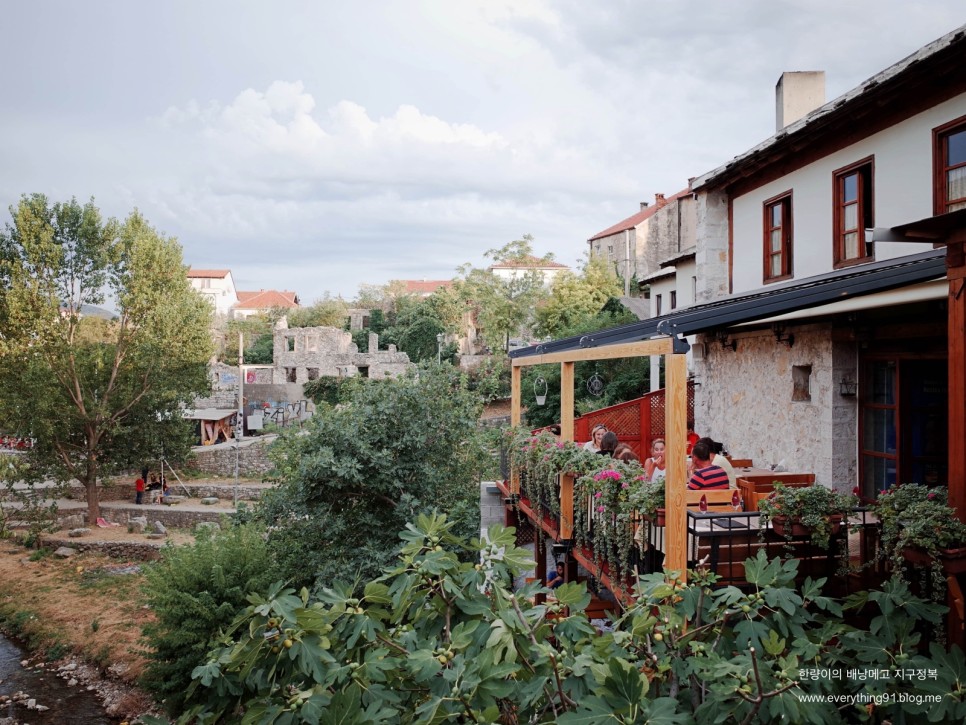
xmin=510 ymin=248 xmax=946 ymax=359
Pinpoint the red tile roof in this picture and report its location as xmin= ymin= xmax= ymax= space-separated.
xmin=396 ymin=280 xmax=454 ymax=296
xmin=588 ymin=188 xmax=691 ymax=242
xmin=187 ymin=268 xmax=231 ymax=278
xmin=233 ymin=290 xmax=300 ymax=309
xmin=488 ymin=255 xmax=567 ymax=270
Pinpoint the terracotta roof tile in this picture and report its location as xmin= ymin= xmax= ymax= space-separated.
xmin=395 ymin=280 xmax=454 ymax=295
xmin=187 ymin=268 xmax=231 ymax=278
xmin=588 ymin=188 xmax=691 ymax=242
xmin=233 ymin=290 xmax=300 ymax=309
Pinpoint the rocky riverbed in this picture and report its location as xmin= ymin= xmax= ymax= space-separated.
xmin=0 ymin=641 xmax=156 ymax=724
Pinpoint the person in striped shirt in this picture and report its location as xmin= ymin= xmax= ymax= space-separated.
xmin=687 ymin=440 xmax=730 ymax=490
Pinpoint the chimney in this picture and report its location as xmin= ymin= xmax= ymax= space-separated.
xmin=640 ymin=201 xmax=649 ymax=211
xmin=655 ymin=193 xmax=666 ymax=207
xmin=775 ymin=71 xmax=825 ymax=131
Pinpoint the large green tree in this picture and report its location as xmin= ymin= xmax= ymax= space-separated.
xmin=0 ymin=195 xmax=212 ymax=523
xmin=256 ymin=364 xmax=489 ymax=591
xmin=455 ymin=235 xmax=551 ymax=353
xmin=534 ymin=254 xmax=622 ymax=338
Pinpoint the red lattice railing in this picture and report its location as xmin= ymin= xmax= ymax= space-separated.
xmin=571 ymin=384 xmax=695 ymax=458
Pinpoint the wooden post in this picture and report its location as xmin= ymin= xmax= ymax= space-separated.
xmin=948 ymin=234 xmax=966 ymax=522
xmin=665 ymin=352 xmax=689 ymax=581
xmin=510 ymin=364 xmax=522 ymax=495
xmin=560 ymin=361 xmax=575 ymax=539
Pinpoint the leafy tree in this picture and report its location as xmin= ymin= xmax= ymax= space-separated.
xmin=255 ymin=365 xmax=489 ymax=592
xmin=534 ymin=255 xmax=622 ymax=338
xmin=141 ymin=523 xmax=276 ymax=716
xmin=455 ymin=235 xmax=551 ymax=353
xmin=0 ymin=195 xmax=212 ymax=523
xmin=288 ymin=293 xmax=349 ymax=328
xmin=171 ymin=516 xmax=966 ymax=724
xmin=386 ymin=290 xmax=463 ymax=363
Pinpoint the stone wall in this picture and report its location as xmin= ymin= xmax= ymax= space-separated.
xmin=188 ymin=437 xmax=276 ymax=477
xmin=40 ymin=537 xmax=163 ymax=561
xmin=274 ymin=326 xmax=412 ymax=383
xmin=694 ymin=188 xmax=730 ymax=304
xmin=694 ymin=323 xmax=857 ymax=491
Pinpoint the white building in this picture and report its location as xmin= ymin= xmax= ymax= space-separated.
xmin=187 ymin=269 xmax=238 ymax=317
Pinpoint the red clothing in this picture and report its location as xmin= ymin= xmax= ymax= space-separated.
xmin=135 ymin=478 xmax=145 ymax=492
xmin=686 ymin=431 xmax=700 ymax=455
xmin=687 ymin=464 xmax=730 ymax=490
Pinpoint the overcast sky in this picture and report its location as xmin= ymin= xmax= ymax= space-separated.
xmin=1 ymin=1 xmax=963 ymax=302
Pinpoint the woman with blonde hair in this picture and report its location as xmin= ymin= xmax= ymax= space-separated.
xmin=582 ymin=424 xmax=608 ymax=453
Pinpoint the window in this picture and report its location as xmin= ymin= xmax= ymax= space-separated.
xmin=762 ymin=191 xmax=793 ymax=282
xmin=792 ymin=365 xmax=812 ymax=402
xmin=934 ymin=116 xmax=966 ymax=214
xmin=670 ymin=290 xmax=677 ymax=310
xmin=307 ymin=368 xmax=319 ymax=381
xmin=833 ymin=157 xmax=874 ymax=266
xmin=286 ymin=337 xmax=295 ymax=352
xmin=655 ymin=294 xmax=662 ymax=316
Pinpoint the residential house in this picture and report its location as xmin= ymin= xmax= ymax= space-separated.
xmin=232 ymin=289 xmax=300 ymax=319
xmin=487 ymin=256 xmax=568 ymax=287
xmin=187 ymin=269 xmax=238 ymax=317
xmin=681 ymin=29 xmax=966 ymax=497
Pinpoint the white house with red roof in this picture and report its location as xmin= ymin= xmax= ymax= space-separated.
xmin=487 ymin=255 xmax=568 ymax=286
xmin=394 ymin=279 xmax=454 ymax=298
xmin=187 ymin=269 xmax=238 ymax=317
xmin=232 ymin=289 xmax=301 ymax=319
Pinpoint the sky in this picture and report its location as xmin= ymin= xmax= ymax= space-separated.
xmin=1 ymin=1 xmax=963 ymax=303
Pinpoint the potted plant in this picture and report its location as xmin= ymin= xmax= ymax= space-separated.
xmin=872 ymin=483 xmax=966 ymax=599
xmin=758 ymin=483 xmax=856 ymax=550
xmin=626 ymin=477 xmax=666 ymax=527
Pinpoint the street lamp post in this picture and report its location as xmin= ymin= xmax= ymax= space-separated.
xmin=436 ymin=333 xmax=445 ymax=365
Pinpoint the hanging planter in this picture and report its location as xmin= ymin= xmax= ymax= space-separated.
xmin=533 ymin=376 xmax=548 ymax=406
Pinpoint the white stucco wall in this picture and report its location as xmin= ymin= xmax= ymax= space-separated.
xmin=190 ymin=274 xmax=237 ymax=316
xmin=731 ymin=94 xmax=966 ymax=294
xmin=693 ymin=324 xmax=858 ymax=491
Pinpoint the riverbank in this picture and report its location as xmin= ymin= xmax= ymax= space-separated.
xmin=0 ymin=541 xmax=157 ymax=722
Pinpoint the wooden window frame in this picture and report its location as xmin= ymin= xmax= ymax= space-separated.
xmin=762 ymin=190 xmax=793 ymax=283
xmin=933 ymin=113 xmax=966 ymax=215
xmin=832 ymin=156 xmax=875 ymax=269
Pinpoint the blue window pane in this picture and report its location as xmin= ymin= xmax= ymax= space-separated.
xmin=842 ymin=173 xmax=858 ymax=202
xmin=949 ymin=129 xmax=966 ymax=166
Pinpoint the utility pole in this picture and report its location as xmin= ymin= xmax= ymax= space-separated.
xmin=235 ymin=331 xmax=243 ymax=508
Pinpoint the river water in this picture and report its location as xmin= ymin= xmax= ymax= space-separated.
xmin=0 ymin=634 xmax=113 ymax=724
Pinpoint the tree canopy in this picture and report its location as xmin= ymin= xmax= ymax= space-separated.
xmin=454 ymin=235 xmax=551 ymax=353
xmin=254 ymin=364 xmax=490 ymax=591
xmin=534 ymin=255 xmax=622 ymax=338
xmin=0 ymin=194 xmax=212 ymax=522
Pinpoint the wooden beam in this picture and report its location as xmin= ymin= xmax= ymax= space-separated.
xmin=665 ymin=352 xmax=689 ymax=582
xmin=511 ymin=337 xmax=674 ymax=367
xmin=948 ymin=236 xmax=966 ymax=522
xmin=561 ymin=361 xmax=575 ymax=539
xmin=510 ymin=364 xmax=521 ymax=495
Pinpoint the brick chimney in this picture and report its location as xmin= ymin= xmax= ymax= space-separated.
xmin=776 ymin=71 xmax=825 ymax=131
xmin=640 ymin=201 xmax=649 ymax=211
xmin=655 ymin=193 xmax=666 ymax=207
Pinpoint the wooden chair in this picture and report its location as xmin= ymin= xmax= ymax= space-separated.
xmin=686 ymin=489 xmax=737 ymax=511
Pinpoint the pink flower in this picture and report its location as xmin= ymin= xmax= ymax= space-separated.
xmin=621 ymin=482 xmax=629 ymax=489
xmin=927 ymin=492 xmax=937 ymax=500
xmin=594 ymin=491 xmax=603 ymax=499
xmin=597 ymin=505 xmax=605 ymax=513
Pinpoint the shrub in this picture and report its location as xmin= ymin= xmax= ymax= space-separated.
xmin=140 ymin=523 xmax=275 ymax=715
xmin=258 ymin=364 xmax=488 ymax=593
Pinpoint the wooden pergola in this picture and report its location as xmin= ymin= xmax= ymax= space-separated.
xmin=509 ymin=336 xmax=692 ymax=580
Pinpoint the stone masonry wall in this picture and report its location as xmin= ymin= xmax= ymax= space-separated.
xmin=694 ymin=323 xmax=857 ymax=491
xmin=188 ymin=437 xmax=276 ymax=477
xmin=694 ymin=188 xmax=730 ymax=304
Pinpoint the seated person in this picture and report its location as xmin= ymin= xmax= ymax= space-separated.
xmin=686 ymin=422 xmax=700 ymax=455
xmin=547 ymin=562 xmax=566 ymax=589
xmin=687 ymin=440 xmax=730 ymax=490
xmin=644 ymin=438 xmax=666 ymax=482
xmin=696 ymin=437 xmax=737 ymax=488
xmin=598 ymin=431 xmax=619 ymax=457
xmin=613 ymin=443 xmax=639 ymax=462
xmin=583 ymin=424 xmax=607 ymax=452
